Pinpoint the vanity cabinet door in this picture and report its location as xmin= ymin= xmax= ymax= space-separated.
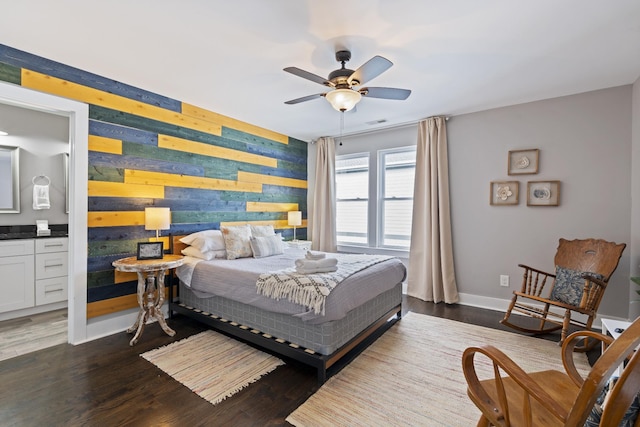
xmin=0 ymin=254 xmax=35 ymax=312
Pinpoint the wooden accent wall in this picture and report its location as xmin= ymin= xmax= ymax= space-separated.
xmin=0 ymin=45 xmax=308 ymax=319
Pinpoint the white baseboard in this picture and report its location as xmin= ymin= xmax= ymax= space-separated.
xmin=456 ymin=292 xmax=629 ymax=330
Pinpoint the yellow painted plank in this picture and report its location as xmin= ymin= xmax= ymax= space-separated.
xmin=88 ymin=135 xmax=122 ymax=154
xmin=124 ymin=169 xmax=262 ymax=193
xmin=88 ymin=180 xmax=165 ymax=198
xmin=88 ymin=211 xmax=145 ymax=227
xmin=158 ymin=134 xmax=277 ymax=168
xmin=22 ymin=69 xmax=222 ymax=136
xmin=114 ymin=271 xmax=138 ymax=284
xmin=182 ymin=103 xmax=289 ymax=145
xmin=237 ymin=171 xmax=307 ymax=189
xmin=86 ymin=287 xmax=171 ymax=319
xmin=246 ymin=202 xmax=299 ymax=212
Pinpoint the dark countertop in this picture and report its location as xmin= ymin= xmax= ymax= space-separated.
xmin=0 ymin=224 xmax=68 ymax=240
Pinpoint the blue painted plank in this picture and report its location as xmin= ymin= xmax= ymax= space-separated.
xmin=90 ymin=120 xmax=158 ymax=145
xmin=88 ymin=151 xmax=205 ymax=176
xmin=0 ymin=44 xmax=182 ymax=112
xmin=88 ymin=282 xmax=137 ymax=302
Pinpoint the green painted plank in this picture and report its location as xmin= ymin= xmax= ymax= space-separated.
xmin=0 ymin=63 xmax=21 ymax=85
xmin=88 ymin=239 xmax=142 ymax=257
xmin=87 ymin=270 xmax=115 ymax=289
xmin=172 ymin=211 xmax=283 ymax=224
xmin=88 ymin=166 xmax=125 ymax=182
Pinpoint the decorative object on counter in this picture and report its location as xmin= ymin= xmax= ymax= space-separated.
xmin=288 ymin=210 xmax=302 ymax=241
xmin=32 ymin=175 xmax=51 ymax=210
xmin=490 ymin=181 xmax=519 ymax=205
xmin=527 ymin=180 xmax=560 ymax=206
xmin=36 ymin=220 xmax=50 ymax=237
xmin=144 ymin=207 xmax=171 ymax=241
xmin=508 ymin=149 xmax=539 ymax=175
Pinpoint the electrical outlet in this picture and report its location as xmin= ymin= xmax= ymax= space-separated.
xmin=500 ymin=275 xmax=509 ymax=287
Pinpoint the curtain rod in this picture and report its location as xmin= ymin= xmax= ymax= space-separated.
xmin=320 ymin=115 xmax=450 ymax=141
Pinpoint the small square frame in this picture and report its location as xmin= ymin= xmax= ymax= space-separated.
xmin=137 ymin=242 xmax=164 ymax=260
xmin=508 ymin=149 xmax=539 ymax=175
xmin=490 ymin=181 xmax=519 ymax=205
xmin=527 ymin=180 xmax=560 ymax=206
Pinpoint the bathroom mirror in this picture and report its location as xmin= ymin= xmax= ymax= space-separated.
xmin=0 ymin=145 xmax=20 ymax=213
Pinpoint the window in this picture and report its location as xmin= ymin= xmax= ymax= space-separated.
xmin=378 ymin=147 xmax=416 ymax=249
xmin=335 ymin=146 xmax=416 ymax=251
xmin=336 ymin=154 xmax=368 ymax=245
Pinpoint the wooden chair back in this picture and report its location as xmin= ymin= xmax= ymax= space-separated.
xmin=554 ymin=238 xmax=626 ymax=281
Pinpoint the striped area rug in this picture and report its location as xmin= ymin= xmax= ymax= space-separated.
xmin=286 ymin=312 xmax=591 ymax=427
xmin=140 ymin=330 xmax=284 ymax=405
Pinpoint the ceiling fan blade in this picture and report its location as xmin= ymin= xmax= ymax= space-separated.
xmin=284 ymin=67 xmax=334 ymax=87
xmin=347 ymin=56 xmax=393 ymax=86
xmin=361 ymin=87 xmax=411 ymax=100
xmin=284 ymin=93 xmax=325 ymax=105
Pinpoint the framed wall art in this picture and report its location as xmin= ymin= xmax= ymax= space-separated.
xmin=137 ymin=241 xmax=164 ymax=260
xmin=490 ymin=181 xmax=519 ymax=205
xmin=508 ymin=149 xmax=539 ymax=175
xmin=527 ymin=180 xmax=560 ymax=206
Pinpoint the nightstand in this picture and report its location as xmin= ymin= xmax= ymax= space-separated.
xmin=287 ymin=240 xmax=312 ymax=251
xmin=112 ymin=254 xmax=184 ymax=346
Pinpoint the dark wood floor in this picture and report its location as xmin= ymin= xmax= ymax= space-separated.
xmin=0 ymin=297 xmax=595 ymax=427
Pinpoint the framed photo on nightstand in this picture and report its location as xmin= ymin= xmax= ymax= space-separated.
xmin=137 ymin=242 xmax=164 ymax=260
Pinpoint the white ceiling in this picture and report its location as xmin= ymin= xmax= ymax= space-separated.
xmin=2 ymin=0 xmax=640 ymax=142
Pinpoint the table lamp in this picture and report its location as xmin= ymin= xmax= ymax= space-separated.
xmin=288 ymin=211 xmax=302 ymax=241
xmin=145 ymin=207 xmax=171 ymax=241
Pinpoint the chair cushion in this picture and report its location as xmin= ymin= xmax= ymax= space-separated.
xmin=584 ymin=377 xmax=640 ymax=426
xmin=550 ymin=266 xmax=604 ymax=306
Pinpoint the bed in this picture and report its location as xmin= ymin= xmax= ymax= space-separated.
xmin=168 ymin=230 xmax=406 ymax=383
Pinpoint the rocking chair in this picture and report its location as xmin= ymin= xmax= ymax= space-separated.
xmin=500 ymin=238 xmax=626 ymax=349
xmin=462 ymin=318 xmax=640 ymax=426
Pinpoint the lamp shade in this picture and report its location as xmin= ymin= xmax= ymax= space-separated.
xmin=287 ymin=211 xmax=302 ymax=227
xmin=325 ymin=89 xmax=362 ymax=112
xmin=145 ymin=207 xmax=171 ymax=231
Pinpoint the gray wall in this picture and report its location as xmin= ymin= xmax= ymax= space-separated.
xmin=309 ymin=84 xmax=634 ymax=319
xmin=0 ymin=103 xmax=69 ymax=226
xmin=631 ymin=75 xmax=640 ymax=317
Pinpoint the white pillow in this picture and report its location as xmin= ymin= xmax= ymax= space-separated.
xmin=221 ymin=225 xmax=253 ymax=260
xmin=181 ymin=246 xmax=216 ymax=260
xmin=250 ymin=233 xmax=284 ymax=258
xmin=250 ymin=224 xmax=276 ymax=237
xmin=179 ymin=229 xmax=225 ymax=252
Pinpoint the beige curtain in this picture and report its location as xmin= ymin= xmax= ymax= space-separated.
xmin=407 ymin=117 xmax=459 ymax=303
xmin=310 ymin=137 xmax=337 ymax=252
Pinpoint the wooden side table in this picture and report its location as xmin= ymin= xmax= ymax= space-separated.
xmin=112 ymin=254 xmax=184 ymax=346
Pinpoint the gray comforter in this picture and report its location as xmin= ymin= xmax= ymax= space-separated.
xmin=176 ymin=247 xmax=406 ymax=324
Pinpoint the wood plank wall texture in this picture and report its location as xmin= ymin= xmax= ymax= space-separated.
xmin=0 ymin=44 xmax=308 ymax=319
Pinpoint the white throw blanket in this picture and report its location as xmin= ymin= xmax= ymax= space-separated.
xmin=295 ymin=257 xmax=337 ymax=274
xmin=256 ymin=253 xmax=392 ymax=315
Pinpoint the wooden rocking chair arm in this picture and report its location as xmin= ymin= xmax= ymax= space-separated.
xmin=517 ymin=264 xmax=555 ymax=278
xmin=513 ymin=292 xmax=591 ymax=313
xmin=561 ymin=330 xmax=613 ymax=387
xmin=462 ymin=345 xmax=569 ymax=423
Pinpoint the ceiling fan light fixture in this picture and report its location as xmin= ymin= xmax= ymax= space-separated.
xmin=325 ymin=88 xmax=362 ymax=112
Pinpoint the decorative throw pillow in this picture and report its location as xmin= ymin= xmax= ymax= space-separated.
xmin=550 ymin=266 xmax=604 ymax=306
xmin=250 ymin=224 xmax=276 ymax=237
xmin=584 ymin=377 xmax=640 ymax=427
xmin=250 ymin=233 xmax=284 ymax=258
xmin=179 ymin=229 xmax=225 ymax=252
xmin=221 ymin=225 xmax=253 ymax=260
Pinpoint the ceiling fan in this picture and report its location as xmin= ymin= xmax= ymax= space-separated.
xmin=284 ymin=50 xmax=411 ymax=112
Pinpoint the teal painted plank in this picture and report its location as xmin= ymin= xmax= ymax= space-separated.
xmin=172 ymin=211 xmax=283 ymax=224
xmin=88 ymin=166 xmax=124 ymax=182
xmin=87 ymin=270 xmax=115 ymax=289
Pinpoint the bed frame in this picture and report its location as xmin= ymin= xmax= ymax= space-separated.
xmin=168 ymin=235 xmax=402 ymax=384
